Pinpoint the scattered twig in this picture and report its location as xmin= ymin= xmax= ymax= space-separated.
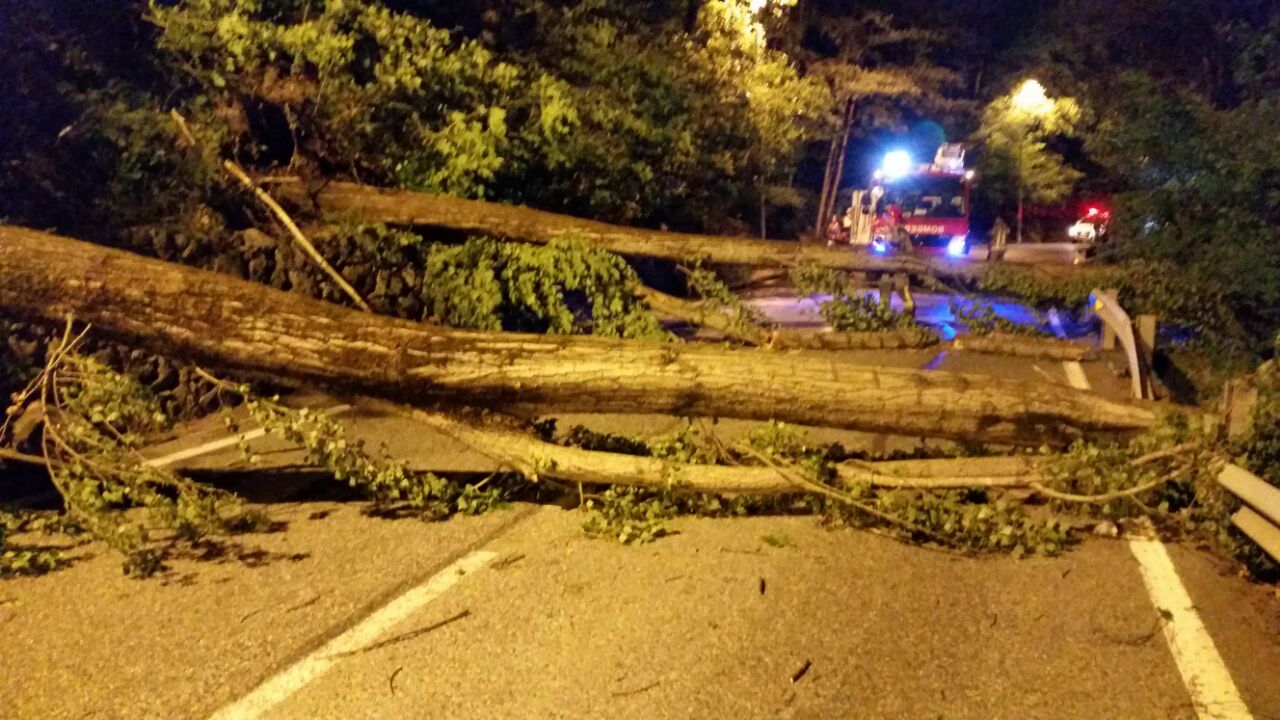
xmin=239 ymin=608 xmax=267 ymax=624
xmin=759 ymin=577 xmax=767 ymax=595
xmin=740 ymin=445 xmax=951 ymax=545
xmin=388 ymin=666 xmax=404 ymax=696
xmin=285 ymin=592 xmax=324 ymax=614
xmin=611 ymin=680 xmax=661 ymax=697
xmin=491 ymin=553 xmax=526 ymax=570
xmin=340 ymin=609 xmax=471 ymax=657
xmin=790 ymin=659 xmax=813 ymax=683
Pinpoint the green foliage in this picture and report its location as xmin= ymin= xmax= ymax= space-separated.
xmin=0 ymin=512 xmax=71 ymax=577
xmin=152 ymin=0 xmax=521 ymax=197
xmin=649 ymin=423 xmax=725 ymax=465
xmin=1236 ymin=360 xmax=1280 ymax=490
xmin=18 ymin=349 xmax=266 ymax=576
xmin=233 ymin=390 xmax=511 ymax=518
xmin=949 ymin=300 xmax=1048 ymax=338
xmin=1084 ymin=73 xmax=1280 ymax=356
xmin=582 ymin=486 xmax=676 ymax=544
xmin=839 ymin=489 xmax=1072 ymax=558
xmin=423 ymin=237 xmax=669 ymax=338
xmin=684 ymin=264 xmax=776 ymax=338
xmin=973 ymin=82 xmax=1083 ymax=208
xmin=760 ymin=531 xmax=792 ymax=548
xmin=975 ymin=261 xmax=1241 ymax=357
xmin=790 ymin=266 xmax=935 ymax=338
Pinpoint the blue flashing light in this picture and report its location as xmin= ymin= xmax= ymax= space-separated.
xmin=872 ymin=238 xmax=889 ymax=254
xmin=881 ymin=150 xmax=913 ymax=179
xmin=947 ymin=235 xmax=967 ymax=257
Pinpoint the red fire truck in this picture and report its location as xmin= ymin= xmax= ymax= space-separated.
xmin=862 ymin=144 xmax=974 ymax=259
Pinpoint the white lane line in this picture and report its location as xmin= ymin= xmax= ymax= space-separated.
xmin=1127 ymin=540 xmax=1253 ymax=720
xmin=144 ymin=404 xmax=352 ymax=468
xmin=1063 ymin=361 xmax=1091 ymax=391
xmin=211 ymin=550 xmax=497 ymax=720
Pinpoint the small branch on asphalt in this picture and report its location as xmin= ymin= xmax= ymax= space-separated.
xmin=388 ymin=666 xmax=404 ymax=696
xmin=739 ymin=445 xmax=950 ymax=545
xmin=285 ymin=592 xmax=324 ymax=614
xmin=340 ymin=609 xmax=471 ymax=657
xmin=491 ymin=553 xmax=526 ymax=570
xmin=611 ymin=680 xmax=661 ymax=697
xmin=790 ymin=659 xmax=813 ymax=683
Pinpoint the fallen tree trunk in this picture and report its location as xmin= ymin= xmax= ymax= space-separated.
xmin=637 ymin=286 xmax=1091 ymax=358
xmin=951 ymin=334 xmax=1096 ymax=362
xmin=0 ymin=225 xmax=1164 ymax=445
xmin=635 ymin=285 xmax=936 ymax=350
xmin=277 ymin=178 xmax=978 ymax=278
xmin=383 ymin=402 xmax=1048 ymax=494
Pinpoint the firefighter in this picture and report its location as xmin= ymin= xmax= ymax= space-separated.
xmin=826 ymin=214 xmax=845 ymax=246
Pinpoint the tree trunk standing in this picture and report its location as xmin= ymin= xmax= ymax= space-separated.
xmin=825 ymin=99 xmax=856 ymax=229
xmin=759 ymin=182 xmax=767 ymax=240
xmin=814 ymin=98 xmax=856 ymax=240
xmin=0 ymin=226 xmax=1164 ymax=446
xmin=814 ymin=132 xmax=841 ymax=239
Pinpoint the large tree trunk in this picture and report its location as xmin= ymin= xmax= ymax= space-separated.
xmin=636 ymin=285 xmax=1093 ymax=359
xmin=275 ymin=179 xmax=953 ymax=277
xmin=0 ymin=226 xmax=1162 ymax=445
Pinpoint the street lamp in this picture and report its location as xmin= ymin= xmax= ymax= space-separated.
xmin=1011 ymin=79 xmax=1051 ymax=244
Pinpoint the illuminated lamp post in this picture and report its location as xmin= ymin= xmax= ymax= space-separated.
xmin=1011 ymin=79 xmax=1051 ymax=244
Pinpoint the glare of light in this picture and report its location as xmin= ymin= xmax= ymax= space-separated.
xmin=964 ymin=170 xmax=975 ymax=180
xmin=749 ymin=0 xmax=768 ymax=12
xmin=1086 ymin=206 xmax=1099 ymax=216
xmin=881 ymin=150 xmax=913 ymax=179
xmin=947 ymin=236 xmax=967 ymax=257
xmin=872 ymin=238 xmax=889 ymax=254
xmin=1012 ymin=79 xmax=1051 ymax=114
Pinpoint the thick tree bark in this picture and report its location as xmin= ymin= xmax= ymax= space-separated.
xmin=0 ymin=226 xmax=1163 ymax=445
xmin=274 ymin=179 xmax=954 ymax=277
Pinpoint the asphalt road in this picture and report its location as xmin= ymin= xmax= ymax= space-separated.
xmin=3 ymin=503 xmax=1278 ymax=720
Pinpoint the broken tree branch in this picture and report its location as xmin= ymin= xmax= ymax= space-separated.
xmin=169 ymin=110 xmax=371 ymax=313
xmin=376 ymin=400 xmax=1047 ymax=494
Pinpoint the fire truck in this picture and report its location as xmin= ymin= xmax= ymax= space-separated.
xmin=848 ymin=143 xmax=975 ymax=259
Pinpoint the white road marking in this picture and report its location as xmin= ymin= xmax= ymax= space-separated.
xmin=143 ymin=404 xmax=352 ymax=468
xmin=1063 ymin=361 xmax=1091 ymax=391
xmin=211 ymin=550 xmax=497 ymax=720
xmin=1127 ymin=539 xmax=1253 ymax=720
xmin=1045 ymin=320 xmax=1247 ymax=718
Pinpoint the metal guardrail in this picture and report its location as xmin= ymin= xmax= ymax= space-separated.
xmin=1218 ymin=463 xmax=1280 ymax=563
xmin=1088 ymin=288 xmax=1154 ymax=400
